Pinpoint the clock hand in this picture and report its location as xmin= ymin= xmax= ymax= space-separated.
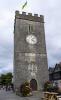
xmin=31 ymin=38 xmax=35 ymax=42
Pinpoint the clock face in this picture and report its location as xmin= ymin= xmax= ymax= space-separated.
xmin=26 ymin=34 xmax=37 ymax=44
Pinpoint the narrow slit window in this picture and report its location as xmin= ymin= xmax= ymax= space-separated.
xmin=29 ymin=25 xmax=31 ymax=32
xmin=31 ymin=26 xmax=33 ymax=32
xmin=28 ymin=25 xmax=33 ymax=32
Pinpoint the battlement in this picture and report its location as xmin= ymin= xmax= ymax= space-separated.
xmin=15 ymin=10 xmax=44 ymax=22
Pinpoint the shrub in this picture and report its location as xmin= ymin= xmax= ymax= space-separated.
xmin=20 ymin=81 xmax=31 ymax=96
xmin=44 ymin=81 xmax=52 ymax=91
xmin=44 ymin=81 xmax=58 ymax=92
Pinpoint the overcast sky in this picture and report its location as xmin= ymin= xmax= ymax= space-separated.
xmin=0 ymin=0 xmax=61 ymax=74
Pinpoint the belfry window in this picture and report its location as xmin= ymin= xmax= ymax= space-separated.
xmin=29 ymin=25 xmax=33 ymax=32
xmin=29 ymin=25 xmax=31 ymax=32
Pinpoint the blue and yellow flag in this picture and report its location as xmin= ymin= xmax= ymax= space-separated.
xmin=22 ymin=1 xmax=27 ymax=9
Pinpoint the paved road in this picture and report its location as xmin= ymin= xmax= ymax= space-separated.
xmin=0 ymin=89 xmax=61 ymax=100
xmin=0 ymin=89 xmax=41 ymax=100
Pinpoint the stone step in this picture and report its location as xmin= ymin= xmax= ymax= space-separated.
xmin=32 ymin=91 xmax=43 ymax=98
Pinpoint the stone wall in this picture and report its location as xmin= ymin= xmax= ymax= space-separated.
xmin=14 ymin=10 xmax=49 ymax=92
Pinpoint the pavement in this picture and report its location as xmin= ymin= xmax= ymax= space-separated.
xmin=0 ymin=89 xmax=61 ymax=100
xmin=0 ymin=89 xmax=41 ymax=100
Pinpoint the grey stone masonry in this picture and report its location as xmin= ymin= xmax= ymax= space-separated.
xmin=15 ymin=11 xmax=44 ymax=22
xmin=14 ymin=10 xmax=49 ymax=92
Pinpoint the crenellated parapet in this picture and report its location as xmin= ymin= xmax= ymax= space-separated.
xmin=15 ymin=10 xmax=44 ymax=23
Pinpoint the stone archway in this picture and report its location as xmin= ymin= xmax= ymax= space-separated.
xmin=30 ymin=79 xmax=37 ymax=91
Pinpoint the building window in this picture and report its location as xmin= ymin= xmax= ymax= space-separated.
xmin=28 ymin=25 xmax=33 ymax=33
xmin=53 ymin=73 xmax=60 ymax=80
xmin=29 ymin=25 xmax=31 ymax=32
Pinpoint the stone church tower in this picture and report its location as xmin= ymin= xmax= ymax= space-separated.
xmin=14 ymin=11 xmax=48 ymax=92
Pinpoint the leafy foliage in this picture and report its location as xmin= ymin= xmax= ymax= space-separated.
xmin=20 ymin=81 xmax=31 ymax=96
xmin=0 ymin=72 xmax=13 ymax=85
xmin=44 ymin=81 xmax=53 ymax=91
xmin=44 ymin=81 xmax=58 ymax=92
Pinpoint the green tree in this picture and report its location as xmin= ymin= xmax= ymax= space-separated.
xmin=0 ymin=72 xmax=13 ymax=85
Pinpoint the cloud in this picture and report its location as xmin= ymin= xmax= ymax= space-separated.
xmin=0 ymin=44 xmax=13 ymax=74
xmin=0 ymin=0 xmax=61 ymax=73
xmin=0 ymin=62 xmax=13 ymax=74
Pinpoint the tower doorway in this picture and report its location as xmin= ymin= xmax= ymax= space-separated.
xmin=30 ymin=79 xmax=37 ymax=91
